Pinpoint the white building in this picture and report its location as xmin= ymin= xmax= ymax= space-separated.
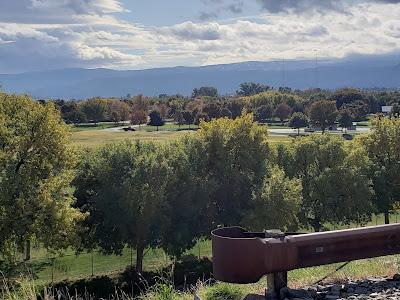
xmin=382 ymin=106 xmax=393 ymax=114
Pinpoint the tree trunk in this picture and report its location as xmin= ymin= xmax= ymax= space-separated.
xmin=384 ymin=211 xmax=390 ymax=224
xmin=136 ymin=238 xmax=144 ymax=274
xmin=298 ymin=128 xmax=300 ymax=136
xmin=24 ymin=239 xmax=31 ymax=261
xmin=312 ymin=219 xmax=322 ymax=232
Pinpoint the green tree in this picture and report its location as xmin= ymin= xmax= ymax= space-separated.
xmin=358 ymin=117 xmax=400 ymax=224
xmin=254 ymin=105 xmax=273 ymax=123
xmin=74 ymin=141 xmax=171 ymax=273
xmin=158 ymin=137 xmax=210 ymax=258
xmin=202 ymin=102 xmax=221 ymax=119
xmin=342 ymin=100 xmax=369 ymax=121
xmin=236 ymin=82 xmax=270 ymax=96
xmin=242 ymin=167 xmax=302 ymax=232
xmin=174 ymin=110 xmax=184 ymax=129
xmin=391 ymin=103 xmax=400 ymax=117
xmin=192 ymin=87 xmax=218 ymax=98
xmin=309 ymin=100 xmax=338 ymax=133
xmin=53 ymin=100 xmax=86 ymax=124
xmin=337 ymin=109 xmax=353 ymax=133
xmin=194 ymin=112 xmax=210 ymax=126
xmin=332 ymin=88 xmax=365 ymax=108
xmin=281 ymin=134 xmax=374 ymax=231
xmin=182 ymin=110 xmax=194 ymax=128
xmin=80 ymin=98 xmax=108 ymax=125
xmin=197 ymin=114 xmax=270 ymax=226
xmin=0 ymin=93 xmax=83 ymax=260
xmin=289 ymin=112 xmax=309 ymax=135
xmin=148 ymin=110 xmax=164 ymax=130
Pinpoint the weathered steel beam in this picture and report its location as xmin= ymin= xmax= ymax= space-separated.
xmin=212 ymin=224 xmax=400 ymax=285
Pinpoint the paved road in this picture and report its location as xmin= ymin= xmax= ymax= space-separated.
xmin=268 ymin=127 xmax=370 ymax=136
xmin=102 ymin=125 xmax=371 ymax=135
xmin=102 ymin=124 xmax=146 ymax=132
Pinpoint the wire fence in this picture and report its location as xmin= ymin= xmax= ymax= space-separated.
xmin=2 ymin=213 xmax=400 ymax=284
xmin=3 ymin=239 xmax=210 ymax=285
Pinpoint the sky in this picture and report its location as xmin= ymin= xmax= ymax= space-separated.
xmin=0 ymin=0 xmax=400 ymax=73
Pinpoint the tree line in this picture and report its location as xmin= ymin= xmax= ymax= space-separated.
xmin=1 ymin=92 xmax=400 ymax=273
xmin=50 ymin=85 xmax=400 ymax=130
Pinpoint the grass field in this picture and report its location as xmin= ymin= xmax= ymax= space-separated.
xmin=71 ymin=130 xmax=190 ymax=147
xmin=71 ymin=128 xmax=293 ymax=148
xmin=6 ymin=213 xmax=399 ymax=291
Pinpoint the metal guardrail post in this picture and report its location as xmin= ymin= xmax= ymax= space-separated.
xmin=266 ymin=272 xmax=287 ymax=299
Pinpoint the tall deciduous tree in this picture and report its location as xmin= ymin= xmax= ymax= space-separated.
xmin=280 ymin=134 xmax=374 ymax=231
xmin=192 ymin=87 xmax=218 ymax=98
xmin=108 ymin=101 xmax=130 ymax=124
xmin=337 ymin=109 xmax=354 ymax=133
xmin=236 ymin=82 xmax=270 ymax=96
xmin=158 ymin=137 xmax=210 ymax=258
xmin=0 ymin=93 xmax=83 ymax=260
xmin=289 ymin=112 xmax=309 ymax=135
xmin=148 ymin=110 xmax=164 ymax=130
xmin=358 ymin=117 xmax=400 ymax=224
xmin=309 ymin=100 xmax=338 ymax=132
xmin=254 ymin=105 xmax=273 ymax=123
xmin=182 ymin=110 xmax=194 ymax=128
xmin=274 ymin=103 xmax=292 ymax=123
xmin=197 ymin=114 xmax=270 ymax=226
xmin=130 ymin=110 xmax=148 ymax=128
xmin=80 ymin=98 xmax=108 ymax=125
xmin=74 ymin=141 xmax=171 ymax=273
xmin=242 ymin=167 xmax=302 ymax=232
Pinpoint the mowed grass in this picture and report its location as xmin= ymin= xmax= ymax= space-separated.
xmin=71 ymin=130 xmax=190 ymax=147
xmin=15 ymin=214 xmax=400 ymax=290
xmin=17 ymin=240 xmax=211 ymax=285
xmin=71 ymin=128 xmax=292 ymax=148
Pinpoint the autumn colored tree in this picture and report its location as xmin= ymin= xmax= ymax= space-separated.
xmin=274 ymin=103 xmax=292 ymax=123
xmin=0 ymin=93 xmax=83 ymax=260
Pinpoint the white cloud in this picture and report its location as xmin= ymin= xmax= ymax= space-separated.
xmin=0 ymin=0 xmax=399 ymax=72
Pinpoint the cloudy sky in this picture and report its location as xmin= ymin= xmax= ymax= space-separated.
xmin=0 ymin=0 xmax=400 ymax=73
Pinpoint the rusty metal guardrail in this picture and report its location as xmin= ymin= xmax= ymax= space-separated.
xmin=212 ymin=224 xmax=400 ymax=296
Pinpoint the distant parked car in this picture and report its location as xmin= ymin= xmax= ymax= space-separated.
xmin=123 ymin=127 xmax=136 ymax=132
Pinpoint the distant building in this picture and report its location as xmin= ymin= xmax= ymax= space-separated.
xmin=382 ymin=106 xmax=393 ymax=114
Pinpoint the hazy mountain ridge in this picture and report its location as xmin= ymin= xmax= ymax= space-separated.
xmin=0 ymin=58 xmax=399 ymax=99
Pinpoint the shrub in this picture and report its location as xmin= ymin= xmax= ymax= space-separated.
xmin=140 ymin=281 xmax=181 ymax=300
xmin=203 ymin=283 xmax=245 ymax=300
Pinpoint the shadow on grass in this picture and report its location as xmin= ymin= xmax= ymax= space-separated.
xmin=0 ymin=259 xmax=52 ymax=280
xmin=50 ymin=255 xmax=213 ymax=299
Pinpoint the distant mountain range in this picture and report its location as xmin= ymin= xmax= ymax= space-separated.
xmin=0 ymin=56 xmax=399 ymax=99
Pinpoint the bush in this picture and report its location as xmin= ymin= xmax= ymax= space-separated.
xmin=203 ymin=283 xmax=245 ymax=300
xmin=342 ymin=133 xmax=354 ymax=140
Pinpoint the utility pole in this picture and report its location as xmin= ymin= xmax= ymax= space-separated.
xmin=314 ymin=50 xmax=319 ymax=89
xmin=282 ymin=57 xmax=286 ymax=89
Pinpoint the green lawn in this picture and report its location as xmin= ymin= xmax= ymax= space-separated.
xmin=7 ymin=213 xmax=399 ymax=289
xmin=71 ymin=128 xmax=292 ymax=148
xmin=71 ymin=130 xmax=191 ymax=148
xmin=71 ymin=122 xmax=126 ymax=132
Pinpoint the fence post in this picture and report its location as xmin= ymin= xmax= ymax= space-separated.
xmin=198 ymin=239 xmax=201 ymax=260
xmin=130 ymin=246 xmax=133 ymax=268
xmin=51 ymin=257 xmax=55 ymax=284
xmin=91 ymin=251 xmax=94 ymax=277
